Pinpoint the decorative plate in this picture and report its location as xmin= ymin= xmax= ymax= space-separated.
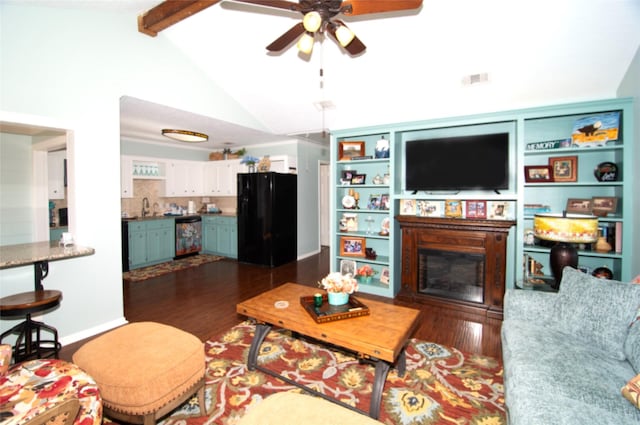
xmin=342 ymin=195 xmax=355 ymax=209
xmin=594 ymin=161 xmax=618 ymax=182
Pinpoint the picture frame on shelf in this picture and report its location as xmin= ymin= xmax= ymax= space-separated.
xmin=400 ymin=199 xmax=417 ymax=215
xmin=340 ymin=259 xmax=357 ymax=277
xmin=444 ymin=200 xmax=463 ymax=218
xmin=379 ymin=267 xmax=390 ymax=285
xmin=417 ymin=200 xmax=443 ymax=217
xmin=339 ymin=236 xmax=366 ymax=257
xmin=351 ymin=174 xmax=366 ymax=185
xmin=465 ymin=200 xmax=487 ymax=219
xmin=549 ymin=155 xmax=578 ymax=182
xmin=368 ymin=194 xmax=381 ymax=210
xmin=566 ymin=198 xmax=593 ymax=214
xmin=591 ymin=196 xmax=618 ymax=215
xmin=488 ymin=201 xmax=510 ymax=220
xmin=379 ymin=194 xmax=390 ymax=210
xmin=524 ymin=165 xmax=554 ymax=182
xmin=338 ymin=141 xmax=365 ymax=161
xmin=341 ymin=213 xmax=358 ymax=232
xmin=341 ymin=169 xmax=357 ymax=185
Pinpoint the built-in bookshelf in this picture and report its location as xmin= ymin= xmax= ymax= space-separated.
xmin=331 ymin=97 xmax=635 ymax=299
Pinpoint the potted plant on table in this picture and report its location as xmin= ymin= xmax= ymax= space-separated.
xmin=318 ymin=272 xmax=359 ymax=306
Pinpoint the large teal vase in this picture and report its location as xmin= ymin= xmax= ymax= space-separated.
xmin=327 ymin=292 xmax=349 ymax=306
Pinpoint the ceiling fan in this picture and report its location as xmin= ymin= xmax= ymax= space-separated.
xmin=138 ymin=0 xmax=423 ymax=56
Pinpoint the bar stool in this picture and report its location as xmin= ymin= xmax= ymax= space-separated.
xmin=0 ymin=290 xmax=62 ymax=363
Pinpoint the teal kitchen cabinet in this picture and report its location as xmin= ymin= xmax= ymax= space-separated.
xmin=49 ymin=226 xmax=67 ymax=242
xmin=128 ymin=219 xmax=175 ymax=270
xmin=202 ymin=215 xmax=237 ymax=259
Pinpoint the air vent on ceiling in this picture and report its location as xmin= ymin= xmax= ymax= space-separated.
xmin=462 ymin=72 xmax=490 ymax=86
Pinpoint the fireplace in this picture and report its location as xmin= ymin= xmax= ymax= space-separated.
xmin=397 ymin=216 xmax=515 ymax=318
xmin=418 ymin=249 xmax=485 ymax=304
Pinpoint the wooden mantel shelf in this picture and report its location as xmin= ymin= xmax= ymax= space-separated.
xmin=395 ymin=216 xmax=515 ymax=319
xmin=395 ymin=216 xmax=515 ymax=232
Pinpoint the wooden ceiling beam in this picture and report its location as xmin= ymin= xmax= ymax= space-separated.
xmin=138 ymin=0 xmax=222 ymax=37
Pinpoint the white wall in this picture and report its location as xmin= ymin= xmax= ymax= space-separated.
xmin=0 ymin=3 xmax=269 ymax=343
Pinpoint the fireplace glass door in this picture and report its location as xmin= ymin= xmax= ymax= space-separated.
xmin=418 ymin=249 xmax=485 ymax=304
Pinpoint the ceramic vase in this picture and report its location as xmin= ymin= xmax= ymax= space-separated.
xmin=358 ymin=275 xmax=373 ymax=284
xmin=595 ymin=236 xmax=612 ymax=253
xmin=248 ymin=164 xmax=256 ymax=173
xmin=327 ymin=292 xmax=349 ymax=306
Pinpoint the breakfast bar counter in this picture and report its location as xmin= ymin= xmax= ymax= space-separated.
xmin=0 ymin=241 xmax=95 ymax=290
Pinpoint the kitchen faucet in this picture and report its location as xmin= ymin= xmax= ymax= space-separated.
xmin=141 ymin=197 xmax=150 ymax=217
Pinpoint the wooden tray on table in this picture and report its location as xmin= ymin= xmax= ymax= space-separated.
xmin=300 ymin=294 xmax=370 ymax=323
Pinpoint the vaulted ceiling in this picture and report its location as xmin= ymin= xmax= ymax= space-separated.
xmin=15 ymin=1 xmax=640 ymax=150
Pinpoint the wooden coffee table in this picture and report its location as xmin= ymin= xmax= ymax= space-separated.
xmin=236 ymin=282 xmax=421 ymax=419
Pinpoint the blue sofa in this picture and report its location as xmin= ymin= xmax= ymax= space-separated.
xmin=501 ymin=267 xmax=640 ymax=424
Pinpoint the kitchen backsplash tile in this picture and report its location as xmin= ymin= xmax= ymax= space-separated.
xmin=121 ymin=179 xmax=236 ymax=217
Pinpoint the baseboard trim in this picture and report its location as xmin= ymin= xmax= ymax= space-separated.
xmin=60 ymin=317 xmax=128 ymax=346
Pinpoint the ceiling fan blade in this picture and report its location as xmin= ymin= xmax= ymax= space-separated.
xmin=326 ymin=21 xmax=366 ymax=56
xmin=138 ymin=0 xmax=222 ymax=37
xmin=230 ymin=0 xmax=302 ymax=12
xmin=266 ymin=22 xmax=306 ymax=52
xmin=342 ymin=0 xmax=422 ymax=16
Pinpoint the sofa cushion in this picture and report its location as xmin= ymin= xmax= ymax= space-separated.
xmin=502 ymin=320 xmax=640 ymax=424
xmin=624 ymin=308 xmax=640 ymax=372
xmin=551 ymin=267 xmax=640 ymax=360
xmin=622 ymin=374 xmax=640 ymax=409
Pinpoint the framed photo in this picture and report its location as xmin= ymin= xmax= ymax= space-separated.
xmin=488 ymin=201 xmax=510 ymax=220
xmin=368 ymin=194 xmax=381 ymax=210
xmin=341 ymin=169 xmax=357 ymax=184
xmin=466 ymin=200 xmax=487 ymax=219
xmin=591 ymin=196 xmax=618 ymax=214
xmin=524 ymin=165 xmax=554 ymax=182
xmin=339 ymin=236 xmax=366 ymax=257
xmin=380 ymin=194 xmax=390 ymax=210
xmin=444 ymin=200 xmax=463 ymax=218
xmin=351 ymin=174 xmax=366 ymax=185
xmin=379 ymin=267 xmax=390 ymax=285
xmin=400 ymin=199 xmax=417 ymax=215
xmin=341 ymin=213 xmax=358 ymax=232
xmin=549 ymin=155 xmax=577 ymax=182
xmin=340 ymin=259 xmax=357 ymax=277
xmin=566 ymin=198 xmax=593 ymax=214
xmin=338 ymin=141 xmax=365 ymax=161
xmin=417 ymin=200 xmax=443 ymax=217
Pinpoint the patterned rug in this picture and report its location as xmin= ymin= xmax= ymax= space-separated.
xmin=122 ymin=254 xmax=224 ymax=282
xmin=104 ymin=321 xmax=505 ymax=425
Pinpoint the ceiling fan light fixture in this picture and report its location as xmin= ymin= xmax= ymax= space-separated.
xmin=302 ymin=11 xmax=322 ymax=33
xmin=297 ymin=32 xmax=315 ymax=54
xmin=161 ymin=129 xmax=208 ymax=143
xmin=335 ymin=24 xmax=355 ymax=47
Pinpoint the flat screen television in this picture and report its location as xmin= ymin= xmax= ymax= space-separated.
xmin=405 ymin=133 xmax=509 ymax=192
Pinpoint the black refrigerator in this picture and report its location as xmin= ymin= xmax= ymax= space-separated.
xmin=237 ymin=172 xmax=297 ymax=267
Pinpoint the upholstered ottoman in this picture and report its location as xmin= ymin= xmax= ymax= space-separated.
xmin=72 ymin=322 xmax=205 ymax=425
xmin=237 ymin=392 xmax=384 ymax=425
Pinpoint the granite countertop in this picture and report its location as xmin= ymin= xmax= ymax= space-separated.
xmin=0 ymin=241 xmax=95 ymax=270
xmin=122 ymin=212 xmax=236 ymax=222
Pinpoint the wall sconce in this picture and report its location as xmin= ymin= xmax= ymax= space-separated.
xmin=533 ymin=213 xmax=599 ymax=289
xmin=161 ymin=129 xmax=208 ymax=143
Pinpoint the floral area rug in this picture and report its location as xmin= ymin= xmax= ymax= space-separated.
xmin=104 ymin=321 xmax=505 ymax=425
xmin=122 ymin=254 xmax=224 ymax=282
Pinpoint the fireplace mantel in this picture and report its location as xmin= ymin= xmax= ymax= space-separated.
xmin=396 ymin=216 xmax=515 ymax=318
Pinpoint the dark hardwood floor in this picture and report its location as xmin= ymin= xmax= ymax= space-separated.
xmin=60 ymin=247 xmax=502 ymax=361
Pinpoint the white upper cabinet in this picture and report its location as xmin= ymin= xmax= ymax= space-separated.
xmin=47 ymin=150 xmax=66 ymax=200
